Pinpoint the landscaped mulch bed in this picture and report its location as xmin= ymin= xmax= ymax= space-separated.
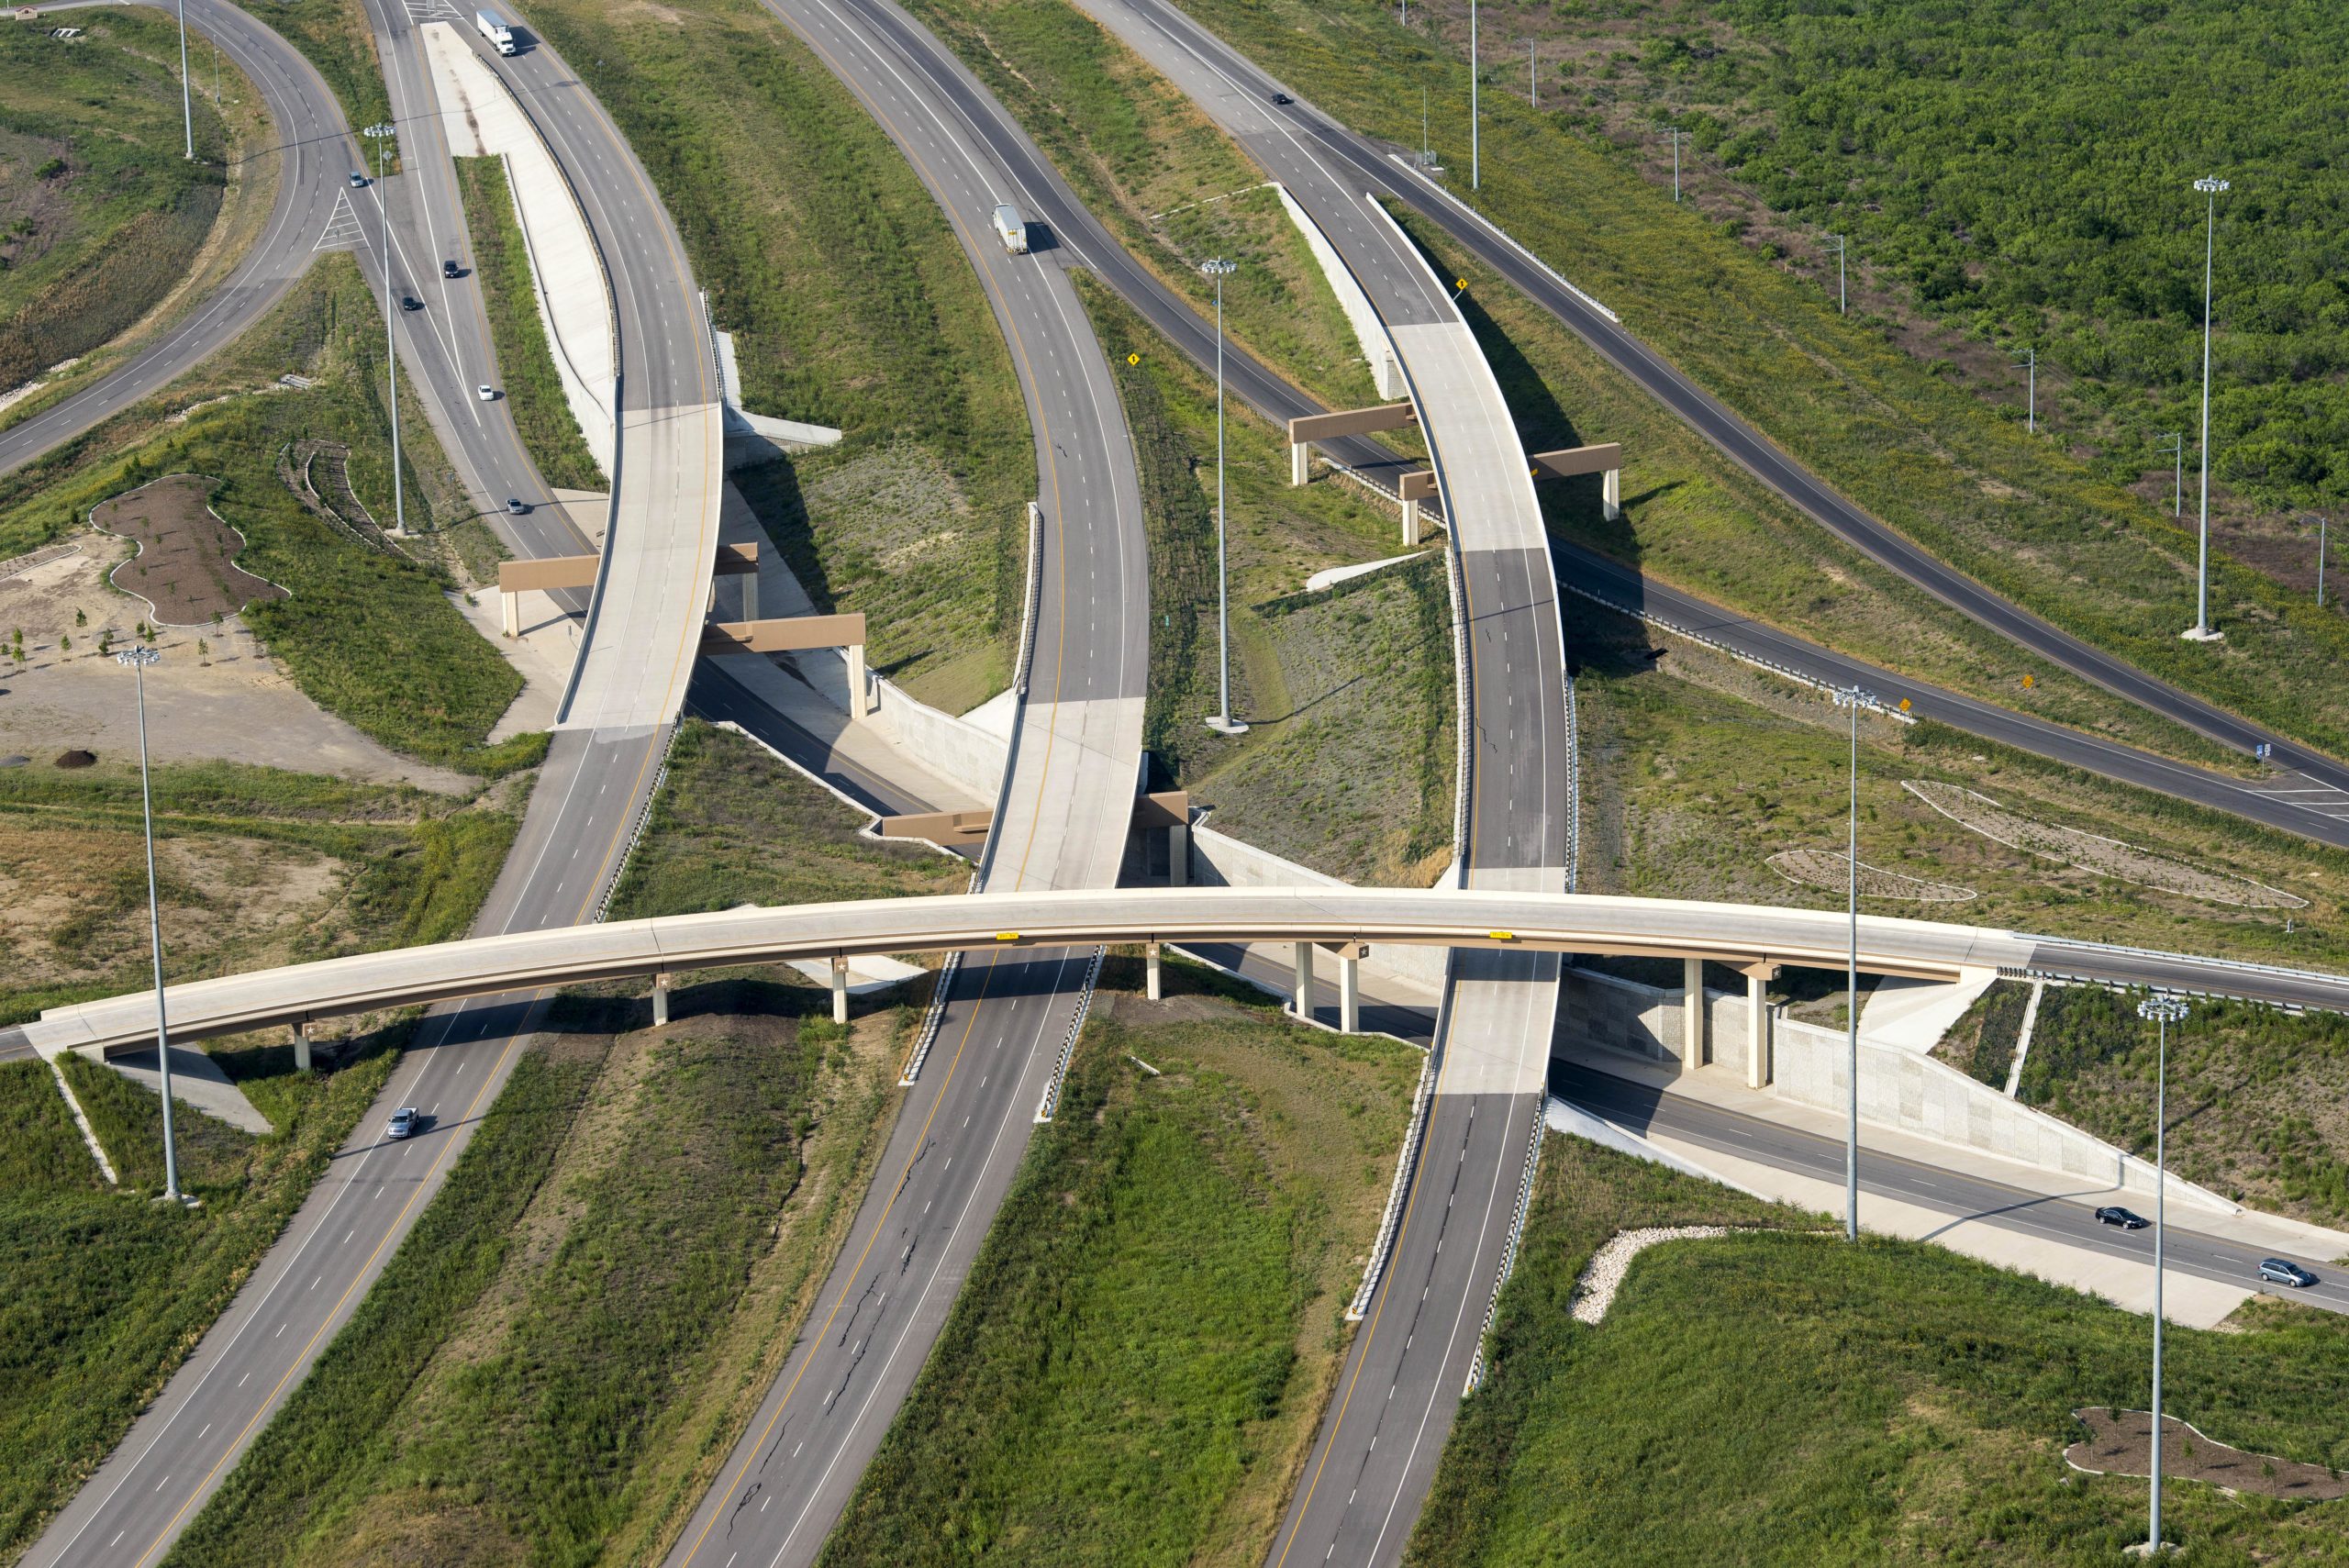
xmin=92 ymin=473 xmax=284 ymax=627
xmin=2066 ymin=1407 xmax=2345 ymax=1501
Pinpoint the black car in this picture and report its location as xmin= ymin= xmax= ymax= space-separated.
xmin=1270 ymin=92 xmax=1293 ymax=106
xmin=442 ymin=259 xmax=462 ymax=279
xmin=2093 ymin=1206 xmax=2148 ymax=1229
xmin=400 ymin=295 xmax=423 ymax=312
xmin=2258 ymin=1258 xmax=2319 ymax=1289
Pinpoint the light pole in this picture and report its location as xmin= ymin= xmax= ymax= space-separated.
xmin=362 ymin=124 xmax=407 ymax=537
xmin=1667 ymin=126 xmax=1683 ymax=202
xmin=2308 ymin=513 xmax=2330 ymax=609
xmin=1828 ymin=232 xmax=1846 ymax=315
xmin=2154 ymin=431 xmax=2182 ymax=517
xmin=176 ymin=0 xmax=195 ymax=159
xmin=2014 ymin=346 xmax=2036 ymax=432
xmin=1202 ymin=259 xmax=1245 ymax=737
xmin=1525 ymin=38 xmax=1537 ymax=107
xmin=2135 ymin=993 xmax=2188 ymax=1557
xmin=117 ymin=645 xmax=183 ymax=1204
xmin=1469 ymin=0 xmax=1479 ymax=191
xmin=1832 ymin=684 xmax=1875 ymax=1242
xmin=2186 ymin=176 xmax=2229 ymax=642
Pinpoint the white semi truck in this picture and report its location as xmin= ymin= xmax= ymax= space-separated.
xmin=992 ymin=203 xmax=1029 ymax=255
xmin=476 ymin=8 xmax=516 ymax=54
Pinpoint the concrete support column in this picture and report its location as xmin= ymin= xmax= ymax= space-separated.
xmin=293 ymin=1020 xmax=313 ymax=1074
xmin=1402 ymin=495 xmax=1422 ymax=547
xmin=651 ymin=972 xmax=671 ymax=1028
xmin=844 ymin=643 xmax=869 ymax=720
xmin=830 ymin=955 xmax=849 ymax=1026
xmin=740 ymin=570 xmax=759 ymax=622
xmin=1146 ymin=941 xmax=1163 ymax=1001
xmin=1290 ymin=441 xmax=1308 ymax=487
xmin=1602 ymin=467 xmax=1623 ymax=522
xmin=501 ymin=591 xmax=519 ymax=639
xmin=1682 ymin=957 xmax=1705 ymax=1066
xmin=1340 ymin=955 xmax=1361 ymax=1035
xmin=1746 ymin=969 xmax=1773 ymax=1089
xmin=1167 ymin=823 xmax=1188 ymax=887
xmin=1293 ymin=941 xmax=1315 ymax=1023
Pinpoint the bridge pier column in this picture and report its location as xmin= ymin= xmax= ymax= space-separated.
xmin=1167 ymin=823 xmax=1188 ymax=886
xmin=651 ymin=972 xmax=671 ymax=1029
xmin=1602 ymin=466 xmax=1623 ymax=523
xmin=500 ymin=590 xmax=519 ymax=639
xmin=1146 ymin=942 xmax=1163 ymax=1001
xmin=1742 ymin=963 xmax=1777 ymax=1088
xmin=1340 ymin=954 xmax=1361 ymax=1035
xmin=1292 ymin=941 xmax=1315 ymax=1024
xmin=843 ymin=644 xmax=870 ymax=721
xmin=293 ymin=1020 xmax=313 ymax=1074
xmin=830 ymin=956 xmax=850 ymax=1026
xmin=1401 ymin=495 xmax=1421 ymax=547
xmin=1682 ymin=957 xmax=1705 ymax=1066
xmin=1290 ymin=441 xmax=1308 ymax=487
xmin=740 ymin=569 xmax=759 ymax=623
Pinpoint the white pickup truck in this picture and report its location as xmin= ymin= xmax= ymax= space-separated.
xmin=475 ymin=8 xmax=516 ymax=54
xmin=992 ymin=203 xmax=1029 ymax=255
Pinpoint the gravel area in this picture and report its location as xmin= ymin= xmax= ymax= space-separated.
xmin=1570 ymin=1226 xmax=1731 ymax=1325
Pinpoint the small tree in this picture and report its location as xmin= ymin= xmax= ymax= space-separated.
xmin=195 ymin=638 xmax=208 ymax=662
xmin=97 ymin=629 xmax=114 ymax=654
xmin=139 ymin=621 xmax=155 ymax=643
xmin=73 ymin=608 xmax=86 ymax=628
xmin=59 ymin=634 xmax=70 ymax=653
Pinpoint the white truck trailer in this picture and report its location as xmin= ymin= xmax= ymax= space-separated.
xmin=992 ymin=203 xmax=1029 ymax=255
xmin=476 ymin=9 xmax=516 ymax=54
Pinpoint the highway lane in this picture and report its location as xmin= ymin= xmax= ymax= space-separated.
xmin=658 ymin=0 xmax=1146 ymax=1560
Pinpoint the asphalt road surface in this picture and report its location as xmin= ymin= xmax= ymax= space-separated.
xmin=658 ymin=0 xmax=1148 ymax=1561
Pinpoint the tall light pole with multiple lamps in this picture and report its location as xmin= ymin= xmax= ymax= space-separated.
xmin=362 ymin=123 xmax=407 ymax=537
xmin=1832 ymin=684 xmax=1875 ymax=1241
xmin=2154 ymin=430 xmax=2182 ymax=517
xmin=176 ymin=0 xmax=195 ymax=159
xmin=2135 ymin=992 xmax=2188 ymax=1556
xmin=2185 ymin=176 xmax=2228 ymax=642
xmin=117 ymin=645 xmax=184 ymax=1204
xmin=1202 ymin=259 xmax=1245 ymax=736
xmin=1828 ymin=231 xmax=1846 ymax=315
xmin=1469 ymin=0 xmax=1480 ymax=190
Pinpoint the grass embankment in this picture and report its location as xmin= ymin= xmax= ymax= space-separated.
xmin=520 ymin=0 xmax=1036 ymax=710
xmin=605 ymin=718 xmax=967 ymax=919
xmin=895 ymin=0 xmax=1376 ymax=413
xmin=451 ymin=156 xmax=606 ymax=492
xmin=0 ymin=757 xmax=524 ymax=1024
xmin=1938 ymin=977 xmax=2032 ymax=1090
xmin=0 ymin=13 xmax=230 ymax=398
xmin=0 ymin=1027 xmax=402 ymax=1562
xmin=173 ymin=984 xmax=907 ymax=1566
xmin=2013 ymin=986 xmax=2349 ymax=1230
xmin=1568 ymin=608 xmax=2349 ymax=975
xmin=0 ymin=253 xmax=540 ymax=774
xmin=1410 ymin=1135 xmax=2349 ymax=1565
xmin=823 ymin=971 xmax=1421 ymax=1566
xmin=1172 ymin=0 xmax=2349 ymax=767
xmin=1083 ymin=281 xmax=1454 ymax=881
xmin=222 ymin=0 xmax=391 ymax=150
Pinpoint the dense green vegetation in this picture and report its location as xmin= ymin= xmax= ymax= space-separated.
xmin=2018 ymin=985 xmax=2349 ymax=1227
xmin=452 ymin=157 xmax=606 ymax=492
xmin=1411 ymin=1135 xmax=2349 ymax=1565
xmin=823 ymin=984 xmax=1419 ymax=1566
xmin=221 ymin=0 xmax=390 ymax=152
xmin=605 ymin=719 xmax=967 ymax=920
xmin=0 ymin=757 xmax=523 ymax=1024
xmin=1940 ymin=977 xmax=2032 ymax=1089
xmin=0 ymin=255 xmax=540 ymax=773
xmin=0 ymin=1029 xmax=399 ymax=1562
xmin=0 ymin=13 xmax=229 ymax=394
xmin=522 ymin=0 xmax=1035 ymax=703
xmin=1171 ymin=0 xmax=2349 ymax=764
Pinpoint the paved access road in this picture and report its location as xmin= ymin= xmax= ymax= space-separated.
xmin=658 ymin=1 xmax=1147 ymax=1562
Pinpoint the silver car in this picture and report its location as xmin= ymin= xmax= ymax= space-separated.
xmin=386 ymin=1106 xmax=421 ymax=1140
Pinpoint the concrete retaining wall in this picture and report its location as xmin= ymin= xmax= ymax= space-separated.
xmin=1188 ymin=823 xmax=1449 ymax=991
xmin=1275 ymin=183 xmax=1405 ymax=400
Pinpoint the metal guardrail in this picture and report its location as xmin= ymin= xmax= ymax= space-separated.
xmin=592 ymin=724 xmax=683 ymax=923
xmin=1465 ymin=1102 xmax=1547 ymax=1392
xmin=897 ymin=951 xmax=962 ymax=1084
xmin=1385 ymin=152 xmax=1620 ymax=325
xmin=1564 ymin=673 xmax=1582 ymax=895
xmin=1446 ymin=541 xmax=1474 ymax=890
xmin=1012 ymin=500 xmax=1043 ymax=698
xmin=1347 ymin=954 xmax=1457 ymax=1321
xmin=1032 ymin=946 xmax=1106 ymax=1122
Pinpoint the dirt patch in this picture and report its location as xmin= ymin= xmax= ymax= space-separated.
xmin=1904 ymin=779 xmax=2307 ymax=909
xmin=2065 ymin=1407 xmax=2346 ymax=1502
xmin=1767 ymin=849 xmax=1975 ymax=903
xmin=52 ymin=749 xmax=94 ymax=769
xmin=90 ymin=473 xmax=285 ymax=627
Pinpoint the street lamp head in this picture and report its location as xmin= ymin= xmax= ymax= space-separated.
xmin=1831 ymin=685 xmax=1877 ymax=712
xmin=2137 ymin=994 xmax=2189 ymax=1024
xmin=114 ymin=646 xmax=161 ymax=669
xmin=362 ymin=122 xmax=395 ymax=139
xmin=1200 ymin=258 xmax=1235 ymax=279
xmin=2193 ymin=176 xmax=2229 ymax=195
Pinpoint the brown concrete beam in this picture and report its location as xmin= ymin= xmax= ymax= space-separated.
xmin=496 ymin=554 xmax=601 ymax=594
xmin=1528 ymin=443 xmax=1624 ymax=480
xmin=713 ymin=541 xmax=760 ymax=576
xmin=1131 ymin=790 xmax=1191 ymax=829
xmin=699 ymin=614 xmax=867 ymax=655
xmin=1397 ymin=469 xmax=1438 ymax=502
xmin=877 ymin=809 xmax=992 ymax=844
xmin=1286 ymin=402 xmax=1417 ymax=443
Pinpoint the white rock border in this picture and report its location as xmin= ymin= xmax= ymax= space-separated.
xmin=1571 ymin=1226 xmax=1731 ymax=1324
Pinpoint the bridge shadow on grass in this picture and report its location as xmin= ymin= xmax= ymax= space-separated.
xmin=732 ymin=456 xmax=835 ymax=614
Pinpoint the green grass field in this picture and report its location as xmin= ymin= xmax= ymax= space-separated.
xmin=451 ymin=156 xmax=605 ymax=492
xmin=0 ymin=13 xmax=229 ymax=396
xmin=0 ymin=755 xmax=524 ymax=1025
xmin=1169 ymin=0 xmax=2349 ymax=768
xmin=0 ymin=254 xmax=539 ymax=774
xmin=221 ymin=0 xmax=390 ymax=157
xmin=821 ymin=974 xmax=1421 ymax=1565
xmin=0 ymin=1028 xmax=401 ymax=1562
xmin=1410 ymin=1134 xmax=2349 ymax=1566
xmin=519 ymin=0 xmax=1036 ymax=705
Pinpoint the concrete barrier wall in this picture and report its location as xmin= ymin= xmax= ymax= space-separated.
xmin=1188 ymin=824 xmax=1449 ymax=991
xmin=869 ymin=675 xmax=1009 ymax=804
xmin=1275 ymin=183 xmax=1405 ymax=400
